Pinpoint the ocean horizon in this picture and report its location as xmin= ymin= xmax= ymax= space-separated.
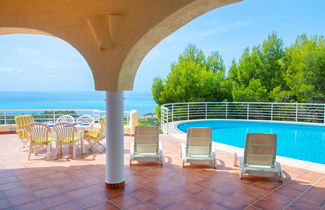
xmin=0 ymin=91 xmax=157 ymax=115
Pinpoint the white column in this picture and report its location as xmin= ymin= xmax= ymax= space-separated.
xmin=105 ymin=91 xmax=124 ymax=186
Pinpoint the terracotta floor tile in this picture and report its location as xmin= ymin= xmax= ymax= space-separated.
xmin=110 ymin=194 xmax=141 ymax=209
xmin=263 ymin=192 xmax=294 ymax=205
xmin=253 ymin=199 xmax=286 ymax=210
xmin=3 ymin=187 xmax=31 ymax=198
xmin=48 ymin=200 xmax=86 ymax=210
xmin=148 ymin=194 xmax=176 ymax=209
xmin=177 ymin=183 xmax=206 ymax=195
xmin=33 ymin=187 xmax=62 ymax=199
xmin=130 ymin=188 xmax=159 ymax=202
xmin=15 ymin=200 xmax=45 ymax=210
xmin=273 ymin=187 xmax=303 ymax=199
xmin=125 ymin=202 xmax=157 ymax=210
xmin=0 ymin=199 xmax=11 ymax=209
xmin=230 ymin=191 xmax=259 ymax=205
xmin=78 ymin=193 xmax=108 ymax=208
xmin=0 ymin=176 xmax=19 ymax=185
xmin=179 ymin=196 xmax=209 ymax=209
xmin=87 ymin=201 xmax=120 ymax=210
xmin=0 ymin=181 xmax=22 ymax=191
xmin=102 ymin=188 xmax=127 ymax=200
xmin=204 ymin=203 xmax=229 ymax=210
xmin=65 ymin=187 xmax=93 ymax=199
xmin=7 ymin=193 xmax=37 ymax=206
xmin=287 ymin=200 xmax=322 ymax=210
xmin=242 ymin=186 xmax=270 ymax=198
xmin=41 ymin=194 xmax=72 ymax=208
xmin=195 ymin=190 xmax=227 ymax=204
xmin=216 ymin=197 xmax=248 ymax=209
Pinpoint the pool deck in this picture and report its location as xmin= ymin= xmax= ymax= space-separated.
xmin=0 ymin=134 xmax=324 ymax=209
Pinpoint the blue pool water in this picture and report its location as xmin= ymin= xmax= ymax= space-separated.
xmin=177 ymin=120 xmax=325 ymax=164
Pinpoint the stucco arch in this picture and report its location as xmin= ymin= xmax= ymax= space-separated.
xmin=118 ymin=0 xmax=242 ymax=91
xmin=0 ymin=0 xmax=241 ymax=91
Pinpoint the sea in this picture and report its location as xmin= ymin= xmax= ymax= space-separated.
xmin=0 ymin=91 xmax=157 ymax=116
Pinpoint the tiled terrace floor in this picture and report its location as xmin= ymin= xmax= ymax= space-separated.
xmin=0 ymin=134 xmax=324 ymax=210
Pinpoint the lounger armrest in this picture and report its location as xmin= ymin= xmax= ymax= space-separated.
xmin=130 ymin=141 xmax=135 ymax=156
xmin=181 ymin=143 xmax=186 ymax=160
xmin=158 ymin=142 xmax=163 ymax=154
xmin=234 ymin=151 xmax=244 ymax=167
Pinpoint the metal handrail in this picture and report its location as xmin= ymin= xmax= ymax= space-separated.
xmin=161 ymin=102 xmax=325 ymax=134
xmin=0 ymin=109 xmax=131 ymax=125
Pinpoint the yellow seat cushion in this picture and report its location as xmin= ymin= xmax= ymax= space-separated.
xmin=84 ymin=131 xmax=99 ymax=139
xmin=31 ymin=137 xmax=54 ymax=144
xmin=57 ymin=137 xmax=79 ymax=143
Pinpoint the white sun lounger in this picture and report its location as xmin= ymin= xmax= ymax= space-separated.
xmin=181 ymin=127 xmax=216 ymax=168
xmin=234 ymin=133 xmax=283 ymax=181
xmin=130 ymin=126 xmax=163 ymax=165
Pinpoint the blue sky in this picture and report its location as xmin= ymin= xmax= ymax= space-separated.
xmin=0 ymin=0 xmax=324 ymax=92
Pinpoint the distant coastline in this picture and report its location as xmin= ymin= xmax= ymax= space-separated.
xmin=0 ymin=91 xmax=157 ymax=115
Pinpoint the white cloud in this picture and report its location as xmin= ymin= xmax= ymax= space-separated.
xmin=0 ymin=66 xmax=24 ymax=73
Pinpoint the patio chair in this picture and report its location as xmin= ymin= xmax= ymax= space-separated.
xmin=83 ymin=115 xmax=106 ymax=152
xmin=26 ymin=123 xmax=55 ymax=160
xmin=234 ymin=133 xmax=283 ymax=181
xmin=181 ymin=127 xmax=216 ymax=168
xmin=76 ymin=115 xmax=94 ymax=125
xmin=53 ymin=122 xmax=81 ymax=159
xmin=56 ymin=115 xmax=75 ymax=123
xmin=15 ymin=115 xmax=35 ymax=149
xmin=130 ymin=126 xmax=163 ymax=165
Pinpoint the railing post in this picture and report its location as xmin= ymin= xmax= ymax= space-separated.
xmin=205 ymin=103 xmax=208 ymax=119
xmin=172 ymin=104 xmax=174 ymax=122
xmin=226 ymin=103 xmax=228 ymax=119
xmin=296 ymin=104 xmax=298 ymax=122
xmin=167 ymin=108 xmax=169 ymax=134
xmin=4 ymin=113 xmax=7 ymax=125
xmin=160 ymin=106 xmax=163 ymax=132
xmin=187 ymin=103 xmax=190 ymax=120
xmin=53 ymin=111 xmax=56 ymax=123
xmin=271 ymin=104 xmax=273 ymax=121
xmin=247 ymin=103 xmax=250 ymax=120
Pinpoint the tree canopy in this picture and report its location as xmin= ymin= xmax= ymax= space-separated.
xmin=152 ymin=33 xmax=325 ymax=116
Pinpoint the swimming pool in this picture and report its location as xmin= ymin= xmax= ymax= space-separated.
xmin=177 ymin=120 xmax=325 ymax=164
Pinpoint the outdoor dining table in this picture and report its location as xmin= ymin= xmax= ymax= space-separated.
xmin=44 ymin=122 xmax=91 ymax=155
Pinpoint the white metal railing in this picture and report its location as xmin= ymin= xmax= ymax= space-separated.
xmin=161 ymin=102 xmax=325 ymax=133
xmin=0 ymin=109 xmax=130 ymax=125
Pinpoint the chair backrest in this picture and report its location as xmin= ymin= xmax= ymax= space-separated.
xmin=26 ymin=123 xmax=50 ymax=144
xmin=56 ymin=115 xmax=75 ymax=123
xmin=96 ymin=115 xmax=106 ymax=139
xmin=244 ymin=133 xmax=277 ymax=168
xmin=186 ymin=127 xmax=212 ymax=156
xmin=53 ymin=122 xmax=76 ymax=143
xmin=76 ymin=115 xmax=94 ymax=124
xmin=15 ymin=115 xmax=35 ymax=139
xmin=134 ymin=126 xmax=159 ymax=153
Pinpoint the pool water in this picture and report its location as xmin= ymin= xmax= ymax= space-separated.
xmin=177 ymin=120 xmax=325 ymax=164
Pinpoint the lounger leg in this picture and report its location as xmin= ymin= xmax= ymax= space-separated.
xmin=234 ymin=153 xmax=239 ymax=167
xmin=55 ymin=143 xmax=59 ymax=160
xmin=239 ymin=169 xmax=244 ymax=179
xmin=28 ymin=144 xmax=32 ymax=160
xmin=34 ymin=145 xmax=37 ymax=156
xmin=47 ymin=144 xmax=51 ymax=160
xmin=73 ymin=142 xmax=77 ymax=159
